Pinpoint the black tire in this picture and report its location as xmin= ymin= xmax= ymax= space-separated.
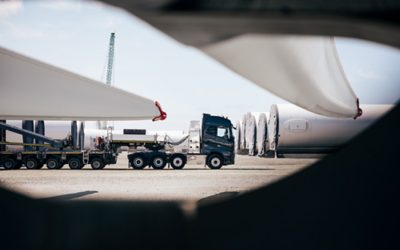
xmin=24 ymin=157 xmax=39 ymax=169
xmin=130 ymin=155 xmax=147 ymax=169
xmin=206 ymin=154 xmax=223 ymax=169
xmin=68 ymin=157 xmax=83 ymax=169
xmin=170 ymin=155 xmax=186 ymax=169
xmin=151 ymin=154 xmax=167 ymax=169
xmin=91 ymin=158 xmax=105 ymax=170
xmin=3 ymin=158 xmax=17 ymax=170
xmin=46 ymin=157 xmax=62 ymax=169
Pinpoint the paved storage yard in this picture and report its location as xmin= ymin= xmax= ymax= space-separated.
xmin=0 ymin=154 xmax=318 ymax=202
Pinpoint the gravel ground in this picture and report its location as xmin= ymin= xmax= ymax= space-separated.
xmin=0 ymin=154 xmax=319 ymax=202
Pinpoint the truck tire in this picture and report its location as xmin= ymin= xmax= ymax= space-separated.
xmin=206 ymin=154 xmax=223 ymax=169
xmin=68 ymin=157 xmax=83 ymax=170
xmin=91 ymin=158 xmax=105 ymax=170
xmin=130 ymin=155 xmax=147 ymax=169
xmin=170 ymin=154 xmax=186 ymax=169
xmin=151 ymin=154 xmax=167 ymax=169
xmin=3 ymin=158 xmax=17 ymax=170
xmin=46 ymin=157 xmax=62 ymax=169
xmin=25 ymin=157 xmax=39 ymax=169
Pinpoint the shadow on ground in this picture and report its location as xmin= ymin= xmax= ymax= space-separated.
xmin=40 ymin=190 xmax=98 ymax=201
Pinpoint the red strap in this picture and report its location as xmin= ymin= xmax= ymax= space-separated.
xmin=353 ymin=98 xmax=363 ymax=119
xmin=152 ymin=101 xmax=167 ymax=121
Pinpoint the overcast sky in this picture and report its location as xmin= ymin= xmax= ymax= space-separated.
xmin=1 ymin=0 xmax=399 ymax=131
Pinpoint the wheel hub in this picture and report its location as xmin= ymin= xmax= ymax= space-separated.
xmin=154 ymin=158 xmax=163 ymax=167
xmin=173 ymin=158 xmax=183 ymax=167
xmin=26 ymin=161 xmax=35 ymax=168
xmin=134 ymin=159 xmax=143 ymax=166
xmin=71 ymin=160 xmax=79 ymax=168
xmin=212 ymin=158 xmax=220 ymax=166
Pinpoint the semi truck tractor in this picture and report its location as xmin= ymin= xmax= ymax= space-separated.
xmin=127 ymin=113 xmax=235 ymax=169
xmin=0 ymin=114 xmax=235 ymax=170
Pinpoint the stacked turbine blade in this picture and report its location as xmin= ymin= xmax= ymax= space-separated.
xmin=235 ymin=104 xmax=391 ymax=158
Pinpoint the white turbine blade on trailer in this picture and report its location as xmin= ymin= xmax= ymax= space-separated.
xmin=267 ymin=104 xmax=393 ymax=154
xmin=203 ymin=35 xmax=361 ymax=118
xmin=0 ymin=46 xmax=165 ymax=121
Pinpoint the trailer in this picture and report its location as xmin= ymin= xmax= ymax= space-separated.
xmin=0 ymin=114 xmax=235 ymax=170
xmin=0 ymin=148 xmax=117 ymax=170
xmin=0 ymin=122 xmax=117 ymax=170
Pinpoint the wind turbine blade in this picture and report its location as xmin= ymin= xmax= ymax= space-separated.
xmin=203 ymin=35 xmax=361 ymax=118
xmin=0 ymin=47 xmax=164 ymax=121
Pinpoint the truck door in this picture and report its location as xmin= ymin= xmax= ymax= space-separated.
xmin=202 ymin=124 xmax=234 ymax=157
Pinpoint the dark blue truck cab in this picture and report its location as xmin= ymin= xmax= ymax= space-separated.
xmin=201 ymin=114 xmax=235 ymax=169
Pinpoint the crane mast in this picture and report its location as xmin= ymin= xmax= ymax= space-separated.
xmin=99 ymin=32 xmax=116 ymax=130
xmin=106 ymin=32 xmax=115 ymax=86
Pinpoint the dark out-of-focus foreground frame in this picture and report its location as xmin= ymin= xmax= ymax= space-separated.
xmin=1 ymin=1 xmax=399 ymax=249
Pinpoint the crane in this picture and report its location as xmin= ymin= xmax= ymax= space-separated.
xmin=106 ymin=32 xmax=115 ymax=86
xmin=99 ymin=32 xmax=116 ymax=130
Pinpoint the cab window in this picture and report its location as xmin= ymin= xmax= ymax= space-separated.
xmin=206 ymin=126 xmax=217 ymax=136
xmin=217 ymin=126 xmax=230 ymax=139
xmin=206 ymin=125 xmax=231 ymax=139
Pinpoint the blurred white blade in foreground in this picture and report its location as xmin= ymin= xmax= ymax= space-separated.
xmin=0 ymin=47 xmax=163 ymax=121
xmin=203 ymin=35 xmax=360 ymax=118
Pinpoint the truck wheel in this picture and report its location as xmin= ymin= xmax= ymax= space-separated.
xmin=91 ymin=158 xmax=105 ymax=170
xmin=131 ymin=155 xmax=146 ymax=169
xmin=3 ymin=158 xmax=17 ymax=170
xmin=170 ymin=155 xmax=186 ymax=169
xmin=46 ymin=157 xmax=62 ymax=169
xmin=25 ymin=158 xmax=39 ymax=169
xmin=207 ymin=154 xmax=223 ymax=169
xmin=68 ymin=157 xmax=83 ymax=169
xmin=151 ymin=155 xmax=167 ymax=169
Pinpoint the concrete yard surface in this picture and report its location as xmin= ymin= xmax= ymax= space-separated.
xmin=0 ymin=154 xmax=319 ymax=202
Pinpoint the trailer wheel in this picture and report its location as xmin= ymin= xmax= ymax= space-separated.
xmin=91 ymin=158 xmax=105 ymax=170
xmin=151 ymin=155 xmax=167 ymax=169
xmin=206 ymin=154 xmax=223 ymax=169
xmin=46 ymin=157 xmax=62 ymax=169
xmin=3 ymin=158 xmax=17 ymax=170
xmin=170 ymin=155 xmax=186 ymax=169
xmin=68 ymin=157 xmax=83 ymax=169
xmin=24 ymin=157 xmax=39 ymax=169
xmin=130 ymin=155 xmax=147 ymax=170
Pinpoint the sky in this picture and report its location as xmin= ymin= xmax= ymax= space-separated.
xmin=1 ymin=0 xmax=399 ymax=131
